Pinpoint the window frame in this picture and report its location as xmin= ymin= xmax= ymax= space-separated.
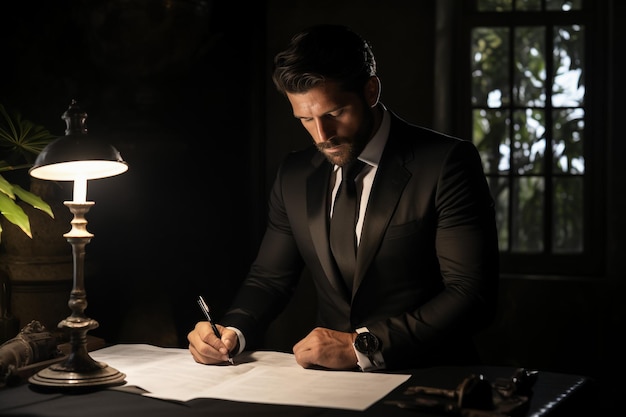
xmin=446 ymin=0 xmax=607 ymax=277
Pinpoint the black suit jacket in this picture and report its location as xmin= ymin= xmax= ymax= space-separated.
xmin=222 ymin=111 xmax=499 ymax=370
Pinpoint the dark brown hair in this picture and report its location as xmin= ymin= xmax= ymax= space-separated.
xmin=272 ymin=24 xmax=377 ymax=96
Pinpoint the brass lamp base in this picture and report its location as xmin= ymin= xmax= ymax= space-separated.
xmin=28 ymin=316 xmax=125 ymax=388
xmin=28 ymin=360 xmax=126 ymax=388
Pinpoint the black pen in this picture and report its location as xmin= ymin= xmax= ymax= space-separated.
xmin=197 ymin=295 xmax=234 ymax=365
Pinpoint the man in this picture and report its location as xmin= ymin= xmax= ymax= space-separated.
xmin=188 ymin=24 xmax=499 ymax=371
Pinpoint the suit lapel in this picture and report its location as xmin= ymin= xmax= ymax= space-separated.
xmin=353 ymin=123 xmax=413 ymax=296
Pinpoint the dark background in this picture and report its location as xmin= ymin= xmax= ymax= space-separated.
xmin=1 ymin=0 xmax=624 ymax=411
xmin=1 ymin=0 xmax=266 ymax=347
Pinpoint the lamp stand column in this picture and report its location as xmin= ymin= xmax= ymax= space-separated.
xmin=29 ymin=201 xmax=125 ymax=388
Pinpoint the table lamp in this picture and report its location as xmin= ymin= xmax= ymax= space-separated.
xmin=27 ymin=100 xmax=128 ymax=388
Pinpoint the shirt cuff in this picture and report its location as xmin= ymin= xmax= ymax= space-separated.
xmin=226 ymin=326 xmax=246 ymax=355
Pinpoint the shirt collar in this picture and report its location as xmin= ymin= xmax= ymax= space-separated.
xmin=358 ymin=104 xmax=390 ymax=168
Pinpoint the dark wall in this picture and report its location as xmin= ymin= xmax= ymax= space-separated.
xmin=0 ymin=0 xmax=265 ymax=346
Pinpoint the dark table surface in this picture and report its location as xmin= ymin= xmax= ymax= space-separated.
xmin=0 ymin=365 xmax=596 ymax=417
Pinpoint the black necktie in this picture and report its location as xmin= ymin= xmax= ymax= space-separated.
xmin=330 ymin=160 xmax=365 ymax=293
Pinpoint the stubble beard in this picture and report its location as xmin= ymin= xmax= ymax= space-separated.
xmin=316 ymin=108 xmax=373 ymax=167
xmin=317 ymin=139 xmax=355 ymax=167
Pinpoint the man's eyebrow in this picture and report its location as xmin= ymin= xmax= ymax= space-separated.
xmin=293 ymin=106 xmax=345 ymax=119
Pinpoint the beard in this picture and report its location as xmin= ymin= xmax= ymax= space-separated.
xmin=316 ymin=107 xmax=374 ymax=167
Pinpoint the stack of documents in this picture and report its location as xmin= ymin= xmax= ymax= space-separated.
xmin=91 ymin=344 xmax=410 ymax=411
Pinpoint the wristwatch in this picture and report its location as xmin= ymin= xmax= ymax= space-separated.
xmin=354 ymin=331 xmax=379 ymax=356
xmin=353 ymin=328 xmax=383 ymax=370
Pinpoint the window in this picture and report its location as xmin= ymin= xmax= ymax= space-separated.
xmin=459 ymin=0 xmax=605 ymax=276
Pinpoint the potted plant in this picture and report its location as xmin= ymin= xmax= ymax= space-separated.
xmin=0 ymin=103 xmax=65 ymax=343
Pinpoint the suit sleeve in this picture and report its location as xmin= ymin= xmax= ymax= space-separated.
xmin=220 ymin=160 xmax=305 ymax=349
xmin=368 ymin=139 xmax=499 ymax=368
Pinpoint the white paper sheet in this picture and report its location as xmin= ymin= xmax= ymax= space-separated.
xmin=90 ymin=344 xmax=410 ymax=411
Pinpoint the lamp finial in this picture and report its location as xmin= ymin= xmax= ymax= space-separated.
xmin=62 ymin=99 xmax=88 ymax=136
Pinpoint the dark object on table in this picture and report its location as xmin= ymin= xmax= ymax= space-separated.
xmin=386 ymin=368 xmax=538 ymax=416
xmin=0 ymin=320 xmax=62 ymax=387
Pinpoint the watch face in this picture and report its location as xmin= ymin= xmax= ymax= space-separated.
xmin=355 ymin=332 xmax=379 ymax=354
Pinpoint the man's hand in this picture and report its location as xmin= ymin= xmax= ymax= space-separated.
xmin=188 ymin=321 xmax=237 ymax=364
xmin=292 ymin=327 xmax=358 ymax=370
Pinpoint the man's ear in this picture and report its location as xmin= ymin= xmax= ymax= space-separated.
xmin=364 ymin=76 xmax=381 ymax=108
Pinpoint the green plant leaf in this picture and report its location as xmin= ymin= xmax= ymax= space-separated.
xmin=0 ymin=103 xmax=20 ymax=145
xmin=0 ymin=191 xmax=32 ymax=239
xmin=0 ymin=103 xmax=58 ymax=171
xmin=0 ymin=103 xmax=58 ymax=241
xmin=0 ymin=174 xmax=16 ymax=199
xmin=12 ymin=183 xmax=54 ymax=218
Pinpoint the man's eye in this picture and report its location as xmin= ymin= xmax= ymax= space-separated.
xmin=328 ymin=110 xmax=343 ymax=118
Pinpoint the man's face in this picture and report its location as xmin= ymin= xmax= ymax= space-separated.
xmin=286 ymin=81 xmax=373 ymax=167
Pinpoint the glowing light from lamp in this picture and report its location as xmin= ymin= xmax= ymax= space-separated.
xmin=73 ymin=176 xmax=87 ymax=203
xmin=30 ymin=160 xmax=128 ymax=182
xmin=30 ymin=160 xmax=128 ymax=203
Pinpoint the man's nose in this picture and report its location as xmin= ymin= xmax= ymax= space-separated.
xmin=314 ymin=119 xmax=334 ymax=142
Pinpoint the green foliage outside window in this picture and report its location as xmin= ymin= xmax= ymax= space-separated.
xmin=470 ymin=1 xmax=585 ymax=255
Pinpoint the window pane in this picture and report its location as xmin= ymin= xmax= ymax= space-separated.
xmin=477 ymin=0 xmax=512 ymax=12
xmin=472 ymin=27 xmax=510 ymax=107
xmin=546 ymin=0 xmax=582 ymax=11
xmin=474 ymin=109 xmax=510 ymax=174
xmin=553 ymin=25 xmax=585 ymax=107
xmin=553 ymin=108 xmax=585 ymax=174
xmin=553 ymin=177 xmax=583 ymax=253
xmin=516 ymin=0 xmax=541 ymax=11
xmin=512 ymin=176 xmax=544 ymax=252
xmin=514 ymin=27 xmax=546 ymax=107
xmin=513 ymin=109 xmax=545 ymax=175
